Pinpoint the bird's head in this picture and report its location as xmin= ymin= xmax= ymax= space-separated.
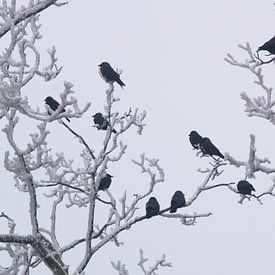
xmin=92 ymin=112 xmax=103 ymax=118
xmin=44 ymin=96 xmax=53 ymax=103
xmin=149 ymin=197 xmax=157 ymax=203
xmin=189 ymin=130 xmax=198 ymax=137
xmin=175 ymin=190 xmax=185 ymax=197
xmin=106 ymin=174 xmax=113 ymax=178
xmin=98 ymin=62 xmax=109 ymax=67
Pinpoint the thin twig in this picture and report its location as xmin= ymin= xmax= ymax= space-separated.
xmin=61 ymin=120 xmax=95 ymax=159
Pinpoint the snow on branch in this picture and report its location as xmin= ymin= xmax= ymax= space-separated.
xmin=111 ymin=249 xmax=172 ymax=275
xmin=111 ymin=260 xmax=130 ymax=275
xmin=225 ymin=42 xmax=275 ymax=124
xmin=137 ymin=249 xmax=172 ymax=275
xmin=224 ymin=135 xmax=275 ymax=204
xmin=186 ymin=160 xmax=226 ymax=206
xmin=0 ymin=212 xmax=35 ymax=274
xmin=225 ymin=134 xmax=275 ymax=177
xmin=36 ymin=46 xmax=63 ymax=81
xmin=0 ymin=0 xmax=68 ymax=39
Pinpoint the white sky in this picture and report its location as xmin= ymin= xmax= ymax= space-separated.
xmin=2 ymin=1 xmax=275 ymax=274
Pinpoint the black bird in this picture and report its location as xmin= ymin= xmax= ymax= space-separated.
xmin=237 ymin=180 xmax=255 ymax=195
xmin=189 ymin=130 xmax=203 ymax=150
xmin=200 ymin=137 xmax=224 ymax=159
xmin=146 ymin=197 xmax=160 ymax=218
xmin=44 ymin=96 xmax=70 ymax=122
xmin=98 ymin=62 xmax=125 ymax=89
xmin=92 ymin=112 xmax=117 ymax=134
xmin=98 ymin=174 xmax=113 ymax=191
xmin=170 ymin=191 xmax=186 ymax=213
xmin=258 ymin=36 xmax=275 ymax=55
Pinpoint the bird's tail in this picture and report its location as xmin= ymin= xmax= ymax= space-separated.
xmin=218 ymin=152 xmax=224 ymax=159
xmin=117 ymin=78 xmax=126 ymax=89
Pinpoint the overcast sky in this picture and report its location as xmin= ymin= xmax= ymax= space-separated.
xmin=2 ymin=1 xmax=275 ymax=274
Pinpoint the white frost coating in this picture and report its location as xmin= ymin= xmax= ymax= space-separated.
xmin=0 ymin=212 xmax=33 ymax=274
xmin=224 ymin=43 xmax=275 ymax=204
xmin=111 ymin=260 xmax=130 ymax=275
xmin=226 ymin=132 xmax=275 ymax=176
xmin=111 ymin=249 xmax=172 ymax=275
xmin=224 ymin=135 xmax=275 ymax=204
xmin=225 ymin=42 xmax=275 ymax=124
xmin=1 ymin=1 xmax=261 ymax=274
xmin=137 ymin=249 xmax=172 ymax=275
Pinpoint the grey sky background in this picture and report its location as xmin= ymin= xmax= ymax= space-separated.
xmin=2 ymin=1 xmax=275 ymax=274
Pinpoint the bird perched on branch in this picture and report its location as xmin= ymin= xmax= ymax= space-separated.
xmin=98 ymin=62 xmax=125 ymax=89
xmin=92 ymin=112 xmax=117 ymax=134
xmin=189 ymin=130 xmax=203 ymax=150
xmin=170 ymin=191 xmax=186 ymax=213
xmin=200 ymin=137 xmax=224 ymax=159
xmin=237 ymin=180 xmax=255 ymax=195
xmin=98 ymin=174 xmax=113 ymax=191
xmin=146 ymin=197 xmax=160 ymax=218
xmin=44 ymin=96 xmax=70 ymax=122
xmin=258 ymin=36 xmax=275 ymax=55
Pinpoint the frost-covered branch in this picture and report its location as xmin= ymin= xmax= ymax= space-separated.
xmin=0 ymin=0 xmax=67 ymax=39
xmin=225 ymin=134 xmax=275 ymax=177
xmin=111 ymin=260 xmax=130 ymax=275
xmin=186 ymin=161 xmax=226 ymax=206
xmin=224 ymin=134 xmax=275 ymax=204
xmin=225 ymin=42 xmax=275 ymax=124
xmin=71 ymin=83 xmax=147 ymax=273
xmin=137 ymin=249 xmax=172 ymax=275
xmin=111 ymin=249 xmax=172 ymax=275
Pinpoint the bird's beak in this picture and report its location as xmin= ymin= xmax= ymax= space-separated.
xmin=97 ymin=64 xmax=101 ymax=66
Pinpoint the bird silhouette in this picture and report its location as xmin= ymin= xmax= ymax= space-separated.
xmin=44 ymin=96 xmax=70 ymax=122
xmin=237 ymin=180 xmax=255 ymax=195
xmin=98 ymin=174 xmax=113 ymax=191
xmin=258 ymin=36 xmax=275 ymax=55
xmin=189 ymin=130 xmax=203 ymax=150
xmin=98 ymin=62 xmax=125 ymax=89
xmin=200 ymin=137 xmax=224 ymax=159
xmin=146 ymin=197 xmax=160 ymax=218
xmin=170 ymin=191 xmax=186 ymax=213
xmin=92 ymin=112 xmax=117 ymax=133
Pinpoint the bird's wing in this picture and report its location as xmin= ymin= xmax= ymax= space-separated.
xmin=102 ymin=66 xmax=119 ymax=81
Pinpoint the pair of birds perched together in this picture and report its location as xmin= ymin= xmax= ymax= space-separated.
xmin=91 ymin=173 xmax=186 ymax=219
xmin=146 ymin=191 xmax=186 ymax=218
xmin=44 ymin=62 xmax=125 ymax=129
xmin=189 ymin=131 xmax=256 ymax=196
xmin=189 ymin=130 xmax=224 ymax=159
